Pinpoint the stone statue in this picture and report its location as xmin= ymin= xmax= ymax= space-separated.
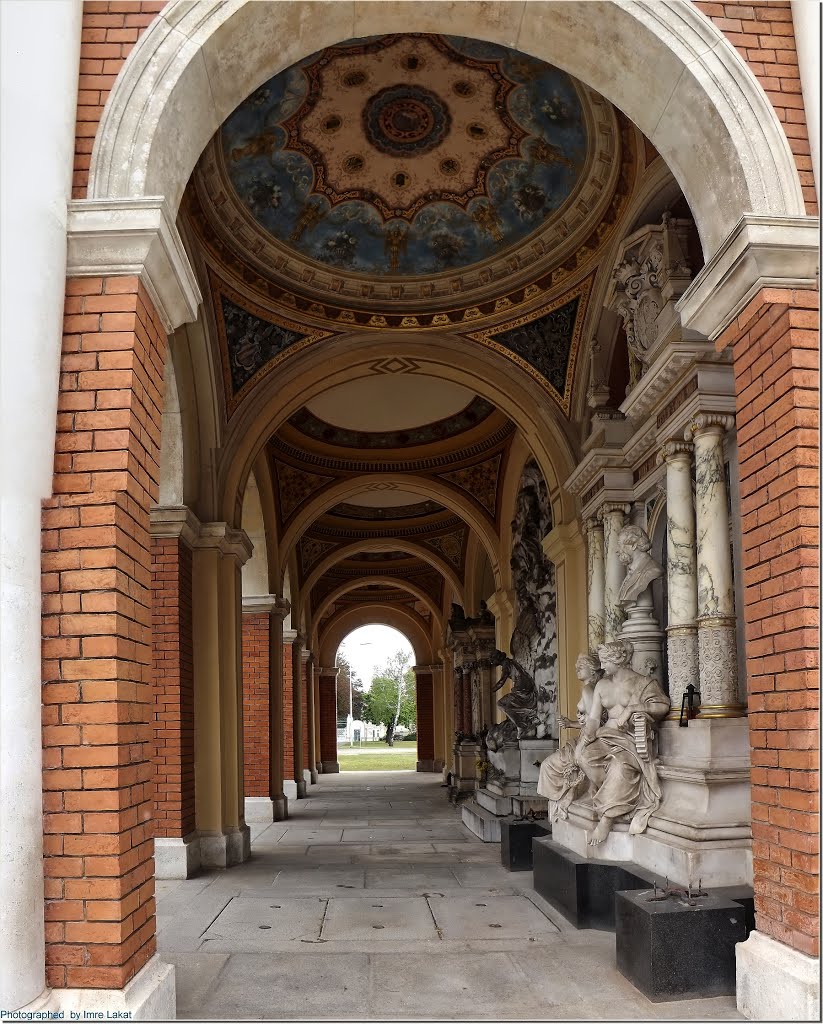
xmin=536 ymin=653 xmax=603 ymax=820
xmin=490 ymin=647 xmax=551 ymax=739
xmin=616 ymin=524 xmax=663 ymax=607
xmin=575 ymin=639 xmax=670 ymax=845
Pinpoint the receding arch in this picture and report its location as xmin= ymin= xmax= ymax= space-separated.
xmin=279 ymin=472 xmax=504 ymax=593
xmin=313 ymin=575 xmax=444 ymax=628
xmin=221 ymin=336 xmax=576 ymax=535
xmin=318 ymin=605 xmax=433 ymax=667
xmin=89 ymin=0 xmax=803 ymax=260
xmin=301 ymin=539 xmax=465 ymax=614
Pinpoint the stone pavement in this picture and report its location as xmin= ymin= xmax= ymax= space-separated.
xmin=157 ymin=772 xmax=743 ymax=1020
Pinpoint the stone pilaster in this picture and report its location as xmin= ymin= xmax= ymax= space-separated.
xmin=585 ymin=517 xmax=606 ymax=651
xmin=684 ymin=414 xmax=743 ymax=717
xmin=658 ymin=441 xmax=699 ymax=706
xmin=602 ymin=503 xmax=630 ymax=641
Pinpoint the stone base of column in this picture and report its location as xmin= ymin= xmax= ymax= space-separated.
xmin=665 ymin=624 xmax=698 ymax=718
xmin=309 ymin=767 xmax=319 ymax=784
xmin=296 ymin=778 xmax=308 ymax=798
xmin=416 ymin=759 xmax=437 ymax=772
xmin=199 ymin=826 xmax=251 ymax=869
xmin=155 ymin=832 xmax=201 ymax=880
xmin=273 ymin=794 xmax=288 ymax=820
xmin=321 ymin=760 xmax=340 ymax=773
xmin=302 ymin=768 xmax=313 ymax=788
xmin=736 ymin=931 xmax=820 ymax=1021
xmin=244 ymin=796 xmax=276 ymax=823
xmin=283 ymin=779 xmax=298 ymax=801
xmin=434 ymin=758 xmax=445 ymax=773
xmin=25 ymin=955 xmax=175 ymax=1021
xmin=696 ymin=618 xmax=745 ymax=718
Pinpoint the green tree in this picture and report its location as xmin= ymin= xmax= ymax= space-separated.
xmin=363 ymin=649 xmax=416 ymax=745
xmin=335 ymin=653 xmax=365 ymax=724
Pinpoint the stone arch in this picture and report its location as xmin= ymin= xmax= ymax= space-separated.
xmin=220 ymin=334 xmax=576 ymax=535
xmin=318 ymin=605 xmax=433 ymax=667
xmin=89 ymin=1 xmax=803 ymax=259
xmin=313 ymin=575 xmax=444 ymax=627
xmin=278 ymin=472 xmax=504 ymax=593
xmin=301 ymin=539 xmax=465 ymax=614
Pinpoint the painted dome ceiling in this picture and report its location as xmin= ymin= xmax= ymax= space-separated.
xmin=217 ymin=34 xmax=588 ymax=278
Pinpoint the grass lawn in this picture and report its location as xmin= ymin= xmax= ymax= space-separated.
xmin=352 ymin=738 xmax=417 ymax=749
xmin=338 ymin=748 xmax=418 ymax=772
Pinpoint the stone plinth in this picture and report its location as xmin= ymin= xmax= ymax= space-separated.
xmin=616 ymin=889 xmax=746 ymax=1001
xmin=518 ymin=738 xmax=557 ymax=796
xmin=501 ymin=820 xmax=550 ymax=871
xmin=461 ymin=800 xmax=504 ymax=842
xmin=452 ymin=740 xmax=480 ymax=794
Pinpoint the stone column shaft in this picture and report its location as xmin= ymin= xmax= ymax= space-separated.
xmin=585 ymin=517 xmax=606 ymax=651
xmin=685 ymin=415 xmax=743 ymax=717
xmin=453 ymin=668 xmax=464 ymax=734
xmin=304 ymin=652 xmax=318 ymax=784
xmin=291 ymin=635 xmax=306 ymax=797
xmin=602 ymin=503 xmax=630 ymax=642
xmin=659 ymin=442 xmax=699 ymax=703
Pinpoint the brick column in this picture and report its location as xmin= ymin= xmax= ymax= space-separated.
xmin=41 ymin=277 xmax=166 ymax=989
xmin=414 ymin=667 xmax=435 ymax=772
xmin=719 ymin=287 xmax=820 ymax=959
xmin=318 ymin=667 xmax=340 ymax=773
xmin=149 ymin=507 xmax=198 ymax=879
xmin=282 ymin=629 xmax=297 ymax=801
xmin=242 ymin=601 xmax=272 ymax=821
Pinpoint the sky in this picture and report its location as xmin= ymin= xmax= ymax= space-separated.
xmin=338 ymin=624 xmax=414 ymax=690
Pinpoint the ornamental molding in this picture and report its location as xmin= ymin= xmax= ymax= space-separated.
xmin=150 ymin=504 xmax=202 ymax=546
xmin=242 ymin=594 xmax=291 ymax=617
xmin=677 ymin=214 xmax=819 ymax=341
xmin=194 ymin=521 xmax=254 ymax=565
xmin=66 ymin=197 xmax=202 ymax=332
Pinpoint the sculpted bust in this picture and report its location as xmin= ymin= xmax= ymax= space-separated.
xmin=616 ymin=525 xmax=663 ymax=607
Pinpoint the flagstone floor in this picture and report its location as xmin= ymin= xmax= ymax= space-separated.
xmin=157 ymin=771 xmax=743 ymax=1021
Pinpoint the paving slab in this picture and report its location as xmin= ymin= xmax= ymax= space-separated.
xmin=431 ymin=894 xmax=559 ymax=940
xmin=269 ymin=865 xmax=366 ymax=892
xmin=199 ymin=896 xmax=327 ymax=949
xmin=321 ymin=896 xmax=438 ymax=940
xmin=364 ymin=865 xmax=458 ymax=890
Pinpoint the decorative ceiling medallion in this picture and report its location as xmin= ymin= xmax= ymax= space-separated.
xmin=468 ymin=274 xmax=594 ymax=414
xmin=288 ymin=396 xmax=494 ymax=449
xmin=273 ymin=460 xmax=336 ymax=524
xmin=437 ymin=451 xmax=503 ymax=519
xmin=211 ymin=272 xmax=336 ymax=416
xmin=220 ymin=34 xmax=584 ymax=277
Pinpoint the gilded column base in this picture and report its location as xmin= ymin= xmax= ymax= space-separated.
xmin=665 ymin=624 xmax=698 ymax=719
xmin=695 ymin=616 xmax=743 ymax=718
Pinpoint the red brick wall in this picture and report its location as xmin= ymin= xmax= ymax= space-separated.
xmin=282 ymin=641 xmax=295 ymax=781
xmin=301 ymin=659 xmax=310 ymax=772
xmin=41 ymin=276 xmax=166 ymax=988
xmin=150 ymin=536 xmax=194 ymax=838
xmin=74 ymin=1 xmax=167 ymax=197
xmin=718 ymin=287 xmax=820 ymax=957
xmin=318 ymin=674 xmax=338 ymax=764
xmin=416 ymin=674 xmax=435 ymax=762
xmin=242 ymin=613 xmax=270 ymax=798
xmin=695 ymin=1 xmax=817 ymax=214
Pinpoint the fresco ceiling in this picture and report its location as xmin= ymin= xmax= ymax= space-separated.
xmin=219 ymin=34 xmax=588 ymax=278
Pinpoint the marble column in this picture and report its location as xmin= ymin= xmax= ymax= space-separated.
xmin=602 ymin=503 xmax=630 ymax=642
xmin=685 ymin=414 xmax=743 ymax=717
xmin=1 ymin=0 xmax=82 ymax=1009
xmin=453 ymin=667 xmax=464 ymax=734
xmin=658 ymin=441 xmax=699 ymax=704
xmin=585 ymin=517 xmax=606 ymax=652
xmin=462 ymin=662 xmax=473 ymax=734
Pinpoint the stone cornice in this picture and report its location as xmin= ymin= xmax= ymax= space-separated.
xmin=677 ymin=214 xmax=819 ymax=341
xmin=150 ymin=504 xmax=202 ymax=547
xmin=194 ymin=521 xmax=253 ymax=566
xmin=242 ymin=594 xmax=290 ymax=617
xmin=317 ymin=666 xmax=339 ymax=677
xmin=66 ymin=197 xmax=201 ymax=332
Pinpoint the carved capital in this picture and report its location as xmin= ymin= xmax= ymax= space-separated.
xmin=600 ymin=501 xmax=632 ymax=519
xmin=584 ymin=516 xmax=605 ymax=538
xmin=684 ymin=413 xmax=734 ymax=441
xmin=656 ymin=440 xmax=694 ymax=466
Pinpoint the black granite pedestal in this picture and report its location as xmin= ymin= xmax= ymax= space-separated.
xmin=616 ymin=889 xmax=748 ymax=1001
xmin=532 ymin=836 xmax=654 ymax=929
xmin=501 ymin=820 xmax=550 ymax=871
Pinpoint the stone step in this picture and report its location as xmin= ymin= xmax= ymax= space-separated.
xmin=476 ymin=788 xmax=513 ymax=816
xmin=461 ymin=799 xmax=504 ymax=843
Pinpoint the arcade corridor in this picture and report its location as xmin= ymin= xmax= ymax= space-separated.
xmin=158 ymin=773 xmax=742 ymax=1021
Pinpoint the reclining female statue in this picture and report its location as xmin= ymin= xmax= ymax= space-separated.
xmin=536 ymin=653 xmax=602 ymax=821
xmin=578 ymin=638 xmax=670 ymax=845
